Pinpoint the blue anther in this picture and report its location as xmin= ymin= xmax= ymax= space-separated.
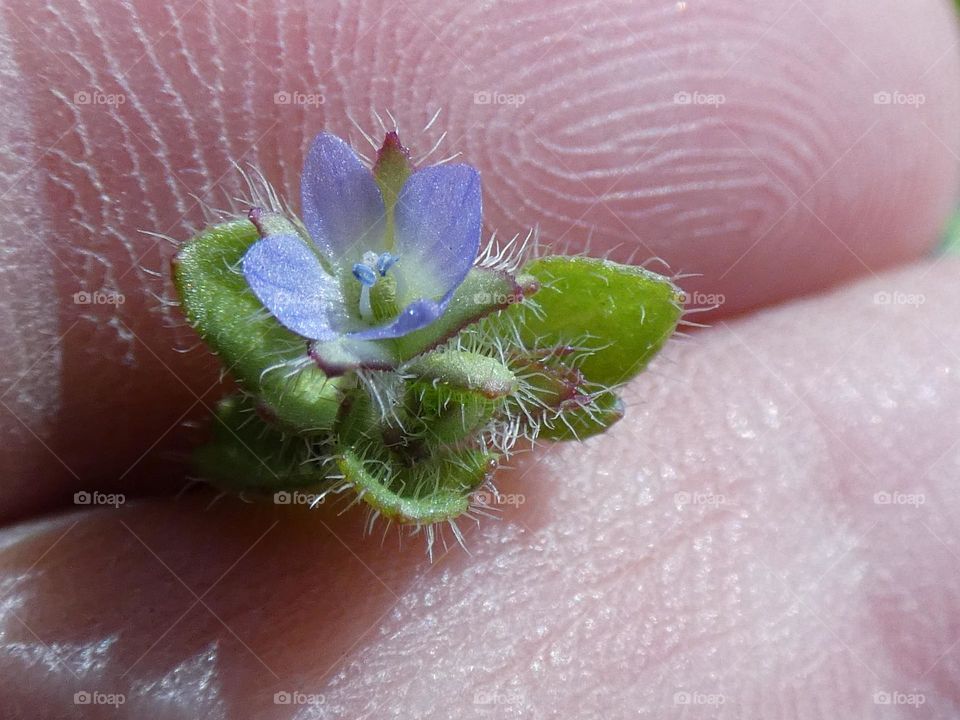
xmin=352 ymin=263 xmax=378 ymax=287
xmin=377 ymin=252 xmax=399 ymax=276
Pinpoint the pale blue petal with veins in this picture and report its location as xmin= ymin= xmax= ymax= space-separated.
xmin=241 ymin=233 xmax=345 ymax=342
xmin=300 ymin=132 xmax=387 ymax=269
xmin=391 ymin=164 xmax=481 ymax=305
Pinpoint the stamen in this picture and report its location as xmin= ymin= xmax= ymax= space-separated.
xmin=359 ymin=284 xmax=373 ymax=321
xmin=377 ymin=252 xmax=399 ymax=276
xmin=352 ymin=263 xmax=378 ymax=287
xmin=353 ymin=261 xmax=378 ymax=322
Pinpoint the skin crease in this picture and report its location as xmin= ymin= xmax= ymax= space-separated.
xmin=0 ymin=0 xmax=957 ymax=717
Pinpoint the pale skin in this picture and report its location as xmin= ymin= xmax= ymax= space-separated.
xmin=0 ymin=0 xmax=959 ymax=717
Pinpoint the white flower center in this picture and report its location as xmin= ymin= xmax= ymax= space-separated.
xmin=351 ymin=251 xmax=399 ymax=321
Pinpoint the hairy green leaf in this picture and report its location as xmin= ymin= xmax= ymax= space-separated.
xmin=495 ymin=256 xmax=683 ymax=387
xmin=337 ymin=445 xmax=497 ymax=525
xmin=173 ymin=220 xmax=342 ymax=433
xmin=194 ymin=395 xmax=331 ymax=493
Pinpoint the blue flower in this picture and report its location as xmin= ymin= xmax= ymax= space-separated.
xmin=241 ymin=132 xmax=482 ymax=374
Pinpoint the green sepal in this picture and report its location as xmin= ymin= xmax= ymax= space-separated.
xmin=337 ymin=445 xmax=497 ymax=525
xmin=400 ymin=350 xmax=516 ymax=445
xmin=194 ymin=395 xmax=331 ymax=493
xmin=333 ymin=385 xmax=382 ymax=447
xmin=492 ymin=256 xmax=683 ymax=387
xmin=173 ymin=219 xmax=341 ymax=434
xmin=373 ymin=132 xmax=413 ymax=248
xmin=404 ymin=350 xmax=518 ymax=399
xmin=536 ymin=391 xmax=625 ymax=442
xmin=247 ymin=207 xmax=307 ymax=241
xmin=406 ymin=385 xmax=501 ymax=446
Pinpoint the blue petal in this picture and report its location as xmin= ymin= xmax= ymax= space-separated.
xmin=300 ymin=132 xmax=387 ymax=268
xmin=391 ymin=164 xmax=481 ymax=304
xmin=345 ymin=298 xmax=445 ymax=341
xmin=242 ymin=233 xmax=348 ymax=341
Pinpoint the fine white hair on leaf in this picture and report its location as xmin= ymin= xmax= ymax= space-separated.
xmin=139 ymin=228 xmax=182 ymax=249
xmin=230 ymin=161 xmax=286 ymax=215
xmin=355 ymin=368 xmax=408 ymax=429
xmin=348 ymin=112 xmax=379 ymax=152
xmin=414 ymin=130 xmax=447 ymax=166
xmin=373 ymin=108 xmax=388 ymax=135
xmin=385 ymin=109 xmax=400 ymax=134
xmin=349 ymin=107 xmax=467 ymax=176
xmin=433 ymin=150 xmax=463 ymax=166
xmin=475 ymin=226 xmax=538 ymax=274
xmin=423 ymin=107 xmax=443 ymax=133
